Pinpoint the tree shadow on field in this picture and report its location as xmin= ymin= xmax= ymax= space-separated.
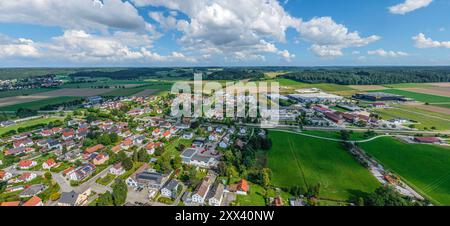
xmin=347 ymin=189 xmax=371 ymax=204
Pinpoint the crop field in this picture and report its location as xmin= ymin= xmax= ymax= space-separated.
xmin=268 ymin=131 xmax=379 ymax=202
xmin=61 ymin=79 xmax=148 ymax=88
xmin=101 ymin=82 xmax=173 ymax=97
xmin=348 ymin=85 xmax=388 ymax=91
xmin=359 ymin=137 xmax=450 ymax=205
xmin=0 ymin=117 xmax=63 ymax=136
xmin=373 ymin=107 xmax=450 ymax=130
xmin=0 ymin=88 xmax=58 ymax=98
xmin=404 ymin=103 xmax=450 ymax=115
xmin=0 ymin=96 xmax=83 ymax=111
xmin=301 ymin=130 xmax=373 ymax=141
xmin=401 ymin=87 xmax=450 ymax=98
xmin=371 ymin=89 xmax=450 ymax=103
xmin=0 ymin=88 xmax=112 ymax=108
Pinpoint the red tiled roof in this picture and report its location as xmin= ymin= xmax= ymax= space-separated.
xmin=0 ymin=201 xmax=21 ymax=206
xmin=85 ymin=144 xmax=105 ymax=154
xmin=18 ymin=160 xmax=33 ymax=167
xmin=45 ymin=158 xmax=56 ymax=166
xmin=22 ymin=196 xmax=42 ymax=206
xmin=414 ymin=137 xmax=440 ymax=143
xmin=237 ymin=179 xmax=249 ymax=192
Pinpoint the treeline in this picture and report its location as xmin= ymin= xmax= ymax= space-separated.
xmin=204 ymin=69 xmax=265 ymax=80
xmin=68 ymin=68 xmax=193 ymax=80
xmin=281 ymin=67 xmax=450 ymax=85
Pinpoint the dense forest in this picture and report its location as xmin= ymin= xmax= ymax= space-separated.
xmin=281 ymin=67 xmax=450 ymax=85
xmin=204 ymin=69 xmax=265 ymax=80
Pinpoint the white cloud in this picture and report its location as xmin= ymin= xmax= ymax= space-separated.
xmin=132 ymin=0 xmax=301 ymax=61
xmin=0 ymin=0 xmax=153 ymax=32
xmin=297 ymin=17 xmax=380 ymax=57
xmin=0 ymin=35 xmax=40 ymax=58
xmin=412 ymin=33 xmax=450 ymax=48
xmin=0 ymin=30 xmax=195 ymax=64
xmin=367 ymin=49 xmax=409 ymax=57
xmin=389 ymin=0 xmax=433 ymax=15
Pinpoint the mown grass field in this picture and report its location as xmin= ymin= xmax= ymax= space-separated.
xmin=0 ymin=96 xmax=82 ymax=111
xmin=0 ymin=117 xmax=63 ymax=135
xmin=371 ymin=89 xmax=450 ymax=103
xmin=372 ymin=106 xmax=450 ymax=130
xmin=359 ymin=137 xmax=450 ymax=205
xmin=302 ymin=130 xmax=373 ymax=141
xmin=268 ymin=131 xmax=379 ymax=202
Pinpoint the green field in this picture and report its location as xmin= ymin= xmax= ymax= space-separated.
xmin=372 ymin=106 xmax=450 ymax=130
xmin=268 ymin=131 xmax=379 ymax=202
xmin=359 ymin=137 xmax=450 ymax=205
xmin=270 ymin=78 xmax=355 ymax=92
xmin=383 ymin=83 xmax=435 ymax=89
xmin=235 ymin=183 xmax=267 ymax=206
xmin=0 ymin=117 xmax=63 ymax=135
xmin=61 ymin=79 xmax=149 ymax=88
xmin=101 ymin=82 xmax=173 ymax=97
xmin=0 ymin=96 xmax=83 ymax=111
xmin=431 ymin=103 xmax=450 ymax=109
xmin=302 ymin=130 xmax=373 ymax=141
xmin=371 ymin=89 xmax=450 ymax=103
xmin=0 ymin=88 xmax=58 ymax=98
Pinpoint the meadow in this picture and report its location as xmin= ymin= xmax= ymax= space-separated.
xmin=0 ymin=117 xmax=63 ymax=135
xmin=359 ymin=137 xmax=450 ymax=205
xmin=0 ymin=88 xmax=58 ymax=98
xmin=372 ymin=106 xmax=450 ymax=130
xmin=268 ymin=130 xmax=379 ymax=202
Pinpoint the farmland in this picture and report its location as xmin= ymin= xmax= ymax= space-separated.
xmin=371 ymin=89 xmax=450 ymax=103
xmin=267 ymin=131 xmax=379 ymax=202
xmin=359 ymin=137 xmax=450 ymax=205
xmin=0 ymin=88 xmax=58 ymax=98
xmin=0 ymin=96 xmax=83 ymax=112
xmin=0 ymin=117 xmax=63 ymax=136
xmin=372 ymin=105 xmax=450 ymax=130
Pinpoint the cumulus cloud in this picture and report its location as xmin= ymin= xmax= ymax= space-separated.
xmin=297 ymin=17 xmax=380 ymax=57
xmin=0 ymin=31 xmax=195 ymax=64
xmin=412 ymin=33 xmax=450 ymax=48
xmin=0 ymin=0 xmax=153 ymax=32
xmin=132 ymin=0 xmax=301 ymax=61
xmin=389 ymin=0 xmax=433 ymax=15
xmin=0 ymin=35 xmax=40 ymax=58
xmin=367 ymin=49 xmax=409 ymax=57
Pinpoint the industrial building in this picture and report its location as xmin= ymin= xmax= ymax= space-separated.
xmin=288 ymin=92 xmax=344 ymax=103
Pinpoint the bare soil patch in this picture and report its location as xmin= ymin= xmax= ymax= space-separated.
xmin=401 ymin=87 xmax=450 ymax=97
xmin=428 ymin=83 xmax=450 ymax=88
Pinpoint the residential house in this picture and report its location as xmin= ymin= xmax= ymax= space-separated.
xmin=191 ymin=177 xmax=212 ymax=205
xmin=22 ymin=196 xmax=43 ymax=206
xmin=120 ymin=139 xmax=133 ymax=150
xmin=160 ymin=179 xmax=180 ymax=199
xmin=109 ymin=163 xmax=125 ymax=176
xmin=207 ymin=183 xmax=225 ymax=206
xmin=69 ymin=164 xmax=96 ymax=181
xmin=92 ymin=153 xmax=109 ymax=165
xmin=18 ymin=160 xmax=37 ymax=170
xmin=17 ymin=172 xmax=37 ymax=183
xmin=0 ymin=170 xmax=13 ymax=181
xmin=58 ymin=189 xmax=91 ymax=206
xmin=182 ymin=132 xmax=194 ymax=140
xmin=227 ymin=179 xmax=249 ymax=195
xmin=62 ymin=129 xmax=75 ymax=141
xmin=19 ymin=184 xmax=46 ymax=198
xmin=0 ymin=201 xmax=21 ymax=206
xmin=13 ymin=138 xmax=33 ymax=149
xmin=85 ymin=144 xmax=105 ymax=154
xmin=42 ymin=158 xmax=57 ymax=169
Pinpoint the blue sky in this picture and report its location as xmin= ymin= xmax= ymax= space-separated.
xmin=0 ymin=0 xmax=449 ymax=67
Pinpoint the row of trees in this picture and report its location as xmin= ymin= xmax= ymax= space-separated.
xmin=281 ymin=67 xmax=450 ymax=85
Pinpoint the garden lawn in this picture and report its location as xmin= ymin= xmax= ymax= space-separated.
xmin=235 ymin=183 xmax=266 ymax=206
xmin=359 ymin=137 xmax=450 ymax=205
xmin=268 ymin=131 xmax=379 ymax=201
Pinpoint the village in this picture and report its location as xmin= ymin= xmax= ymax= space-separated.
xmin=0 ymin=85 xmax=448 ymax=207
